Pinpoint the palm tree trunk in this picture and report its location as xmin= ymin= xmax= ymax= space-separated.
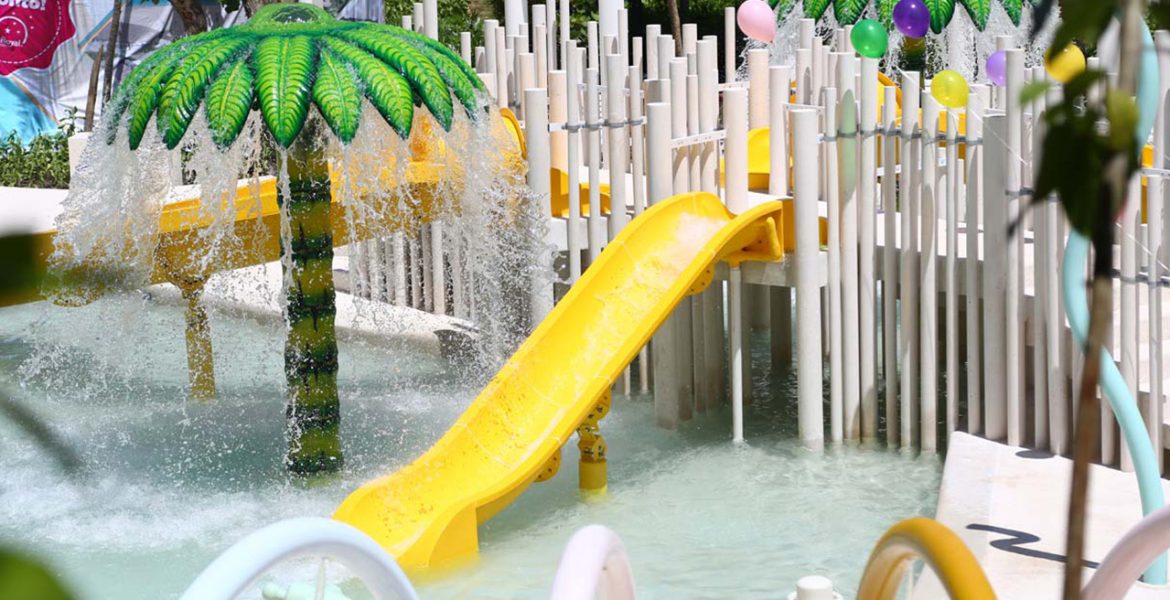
xmin=170 ymin=0 xmax=208 ymax=36
xmin=665 ymin=0 xmax=683 ymax=55
xmin=101 ymin=0 xmax=123 ymax=105
xmin=282 ymin=136 xmax=342 ymax=475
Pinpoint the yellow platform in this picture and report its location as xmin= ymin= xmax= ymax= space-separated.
xmin=333 ymin=192 xmax=791 ymax=572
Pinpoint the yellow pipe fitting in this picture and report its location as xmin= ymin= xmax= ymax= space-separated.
xmin=577 ymin=390 xmax=611 ymax=494
xmin=857 ymin=517 xmax=995 ymax=600
xmin=175 ymin=277 xmax=215 ymax=401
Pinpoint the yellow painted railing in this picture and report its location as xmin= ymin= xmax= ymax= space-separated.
xmin=857 ymin=517 xmax=996 ymax=600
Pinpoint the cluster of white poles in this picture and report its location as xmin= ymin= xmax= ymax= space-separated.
xmin=352 ymin=0 xmax=1170 ymax=468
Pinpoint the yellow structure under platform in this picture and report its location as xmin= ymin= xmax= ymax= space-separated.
xmin=333 ymin=192 xmax=790 ymax=571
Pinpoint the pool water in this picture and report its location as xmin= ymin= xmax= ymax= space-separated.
xmin=0 ymin=294 xmax=941 ymax=599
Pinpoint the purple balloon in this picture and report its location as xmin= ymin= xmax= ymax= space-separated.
xmin=986 ymin=50 xmax=1007 ymax=86
xmin=893 ymin=0 xmax=930 ymax=38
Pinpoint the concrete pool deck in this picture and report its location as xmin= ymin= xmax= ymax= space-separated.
xmin=918 ymin=432 xmax=1170 ymax=598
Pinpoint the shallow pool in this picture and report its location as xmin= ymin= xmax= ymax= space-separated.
xmin=0 ymin=293 xmax=941 ymax=599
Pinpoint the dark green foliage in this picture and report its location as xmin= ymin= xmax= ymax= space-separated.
xmin=312 ymin=49 xmax=363 ymax=142
xmin=960 ymin=0 xmax=990 ymax=29
xmin=206 ymin=57 xmax=256 ymax=148
xmin=382 ymin=0 xmax=484 ymax=50
xmin=1000 ymin=0 xmax=1023 ymax=25
xmin=924 ymin=0 xmax=956 ymax=33
xmin=805 ymin=0 xmax=832 ymax=19
xmin=254 ymin=36 xmax=317 ymax=147
xmin=340 ymin=27 xmax=454 ymax=129
xmin=835 ymin=0 xmax=869 ymax=24
xmin=0 ymin=109 xmax=76 ymax=189
xmin=322 ymin=38 xmax=415 ymax=138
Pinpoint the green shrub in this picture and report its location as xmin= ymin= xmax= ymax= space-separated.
xmin=0 ymin=109 xmax=77 ymax=190
xmin=383 ymin=0 xmax=486 ymax=50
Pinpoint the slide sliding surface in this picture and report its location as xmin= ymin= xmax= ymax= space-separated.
xmin=335 ymin=192 xmax=787 ymax=571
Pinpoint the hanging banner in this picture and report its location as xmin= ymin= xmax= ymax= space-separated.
xmin=0 ymin=0 xmax=76 ymax=76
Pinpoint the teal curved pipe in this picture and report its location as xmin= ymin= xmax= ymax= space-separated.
xmin=1062 ymin=232 xmax=1167 ymax=584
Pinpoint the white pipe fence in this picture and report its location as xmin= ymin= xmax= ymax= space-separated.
xmin=348 ymin=6 xmax=1170 ymax=476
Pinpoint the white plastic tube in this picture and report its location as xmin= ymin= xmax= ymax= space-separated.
xmin=549 ymin=525 xmax=636 ymax=600
xmin=180 ymin=518 xmax=418 ymax=600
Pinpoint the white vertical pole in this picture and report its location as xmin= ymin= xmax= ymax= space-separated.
xmin=748 ymin=49 xmax=770 ymax=128
xmin=587 ymin=21 xmax=600 ymax=79
xmin=412 ymin=2 xmax=423 ymax=33
xmin=1120 ymin=175 xmax=1139 ymax=471
xmin=423 ymin=0 xmax=437 ymax=38
xmin=648 ymin=102 xmax=680 ymax=427
xmin=983 ymin=113 xmax=1007 ymax=441
xmin=685 ymin=70 xmax=706 ymax=411
xmin=629 ymin=64 xmax=646 ymax=215
xmin=632 ymin=36 xmax=643 ymax=74
xmin=726 ymin=87 xmax=749 ymax=439
xmin=1041 ymin=81 xmax=1066 ymax=453
xmin=1005 ymin=48 xmax=1025 ymax=448
xmin=606 ymin=53 xmax=628 ymax=239
xmin=598 ymin=0 xmax=619 ymax=38
xmin=795 ymin=49 xmax=812 ymax=104
xmin=618 ymin=8 xmax=629 ymax=67
xmin=945 ymin=108 xmax=959 ymax=440
xmin=401 ymin=15 xmax=412 ymax=31
xmin=687 ymin=73 xmax=700 ymax=190
xmin=526 ymin=88 xmax=553 ymax=326
xmin=504 ymin=0 xmax=525 ymax=37
xmin=460 ymin=32 xmax=472 ymax=64
xmin=1031 ymin=78 xmax=1050 ymax=450
xmin=484 ymin=19 xmax=498 ymax=94
xmin=859 ymin=57 xmax=878 ymax=441
xmin=881 ymin=84 xmax=899 ymax=447
xmin=658 ymin=36 xmax=675 ymax=92
xmin=495 ymin=27 xmax=509 ymax=110
xmin=392 ymin=233 xmax=407 ymax=306
xmin=920 ymin=90 xmax=939 ymax=453
xmin=546 ymin=0 xmax=557 ymax=70
xmin=966 ymin=86 xmax=986 ymax=436
xmin=585 ymin=72 xmax=604 ymax=264
xmin=836 ymin=55 xmax=860 ymax=442
xmin=770 ymin=65 xmax=793 ymax=372
xmin=518 ymin=52 xmax=536 ymax=118
xmin=559 ymin=0 xmax=569 ymax=69
xmin=549 ymin=70 xmax=567 ymax=170
xmin=899 ymin=71 xmax=920 ymax=449
xmin=792 ymin=107 xmax=824 ymax=449
xmin=724 ymin=7 xmax=736 ymax=82
xmin=799 ymin=18 xmax=814 ymax=50
xmin=534 ymin=23 xmax=548 ymax=89
xmin=669 ymin=57 xmax=695 ymax=416
xmin=1148 ymin=29 xmax=1170 ymax=469
xmin=646 ymin=25 xmax=661 ymax=80
xmin=566 ymin=43 xmax=583 ymax=281
xmin=731 ymin=265 xmax=745 ymax=441
xmin=699 ymin=37 xmax=724 ymax=405
xmin=824 ymin=85 xmax=843 ymax=444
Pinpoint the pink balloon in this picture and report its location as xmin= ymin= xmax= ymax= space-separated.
xmin=737 ymin=0 xmax=776 ymax=44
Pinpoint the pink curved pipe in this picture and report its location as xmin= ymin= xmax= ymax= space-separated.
xmin=549 ymin=525 xmax=637 ymax=600
xmin=1084 ymin=505 xmax=1170 ymax=598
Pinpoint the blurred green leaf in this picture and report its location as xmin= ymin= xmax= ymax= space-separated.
xmin=0 ymin=548 xmax=74 ymax=600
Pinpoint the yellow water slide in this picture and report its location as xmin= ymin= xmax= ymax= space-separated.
xmin=334 ymin=192 xmax=791 ymax=571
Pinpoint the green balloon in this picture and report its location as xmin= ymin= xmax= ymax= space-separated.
xmin=850 ymin=19 xmax=889 ymax=59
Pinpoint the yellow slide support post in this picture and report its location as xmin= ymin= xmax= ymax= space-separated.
xmin=857 ymin=517 xmax=996 ymax=600
xmin=334 ymin=192 xmax=789 ymax=572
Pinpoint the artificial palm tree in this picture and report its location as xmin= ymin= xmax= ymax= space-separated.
xmin=103 ymin=2 xmax=486 ymax=474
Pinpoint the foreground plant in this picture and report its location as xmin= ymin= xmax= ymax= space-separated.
xmin=102 ymin=3 xmax=485 ymax=474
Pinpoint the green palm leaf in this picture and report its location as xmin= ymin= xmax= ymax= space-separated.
xmin=126 ymin=51 xmax=188 ymax=150
xmin=313 ymin=48 xmax=362 ymax=143
xmin=158 ymin=36 xmax=253 ymax=149
xmin=925 ymin=0 xmax=956 ymax=33
xmin=876 ymin=0 xmax=897 ymax=27
xmin=339 ymin=28 xmax=453 ymax=130
xmin=834 ymin=0 xmax=868 ymax=25
xmin=388 ymin=28 xmax=484 ymax=116
xmin=387 ymin=27 xmax=485 ymax=92
xmin=999 ymin=0 xmax=1022 ymax=25
xmin=105 ymin=41 xmax=193 ymax=144
xmin=205 ymin=56 xmax=256 ymax=148
xmin=960 ymin=0 xmax=990 ymax=29
xmin=253 ymin=36 xmax=317 ymax=148
xmin=323 ymin=38 xmax=414 ymax=139
xmin=804 ymin=0 xmax=831 ymax=20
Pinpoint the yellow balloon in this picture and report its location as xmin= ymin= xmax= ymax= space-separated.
xmin=1046 ymin=44 xmax=1086 ymax=83
xmin=931 ymin=69 xmax=969 ymax=109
